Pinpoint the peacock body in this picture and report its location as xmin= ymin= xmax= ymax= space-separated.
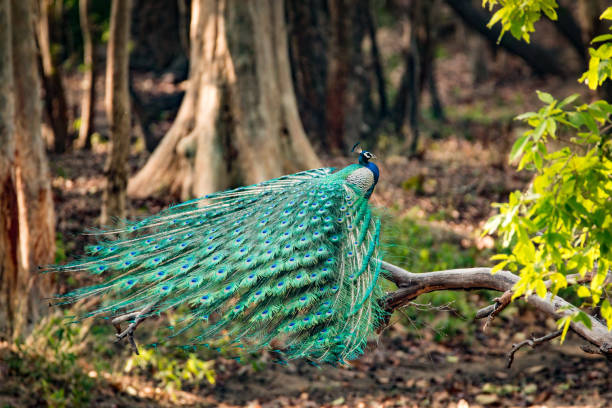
xmin=52 ymin=150 xmax=385 ymax=364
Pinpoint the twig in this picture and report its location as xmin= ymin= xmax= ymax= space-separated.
xmin=112 ymin=304 xmax=154 ymax=355
xmin=406 ymin=301 xmax=457 ymax=312
xmin=506 ymin=330 xmax=562 ymax=368
xmin=482 ymin=290 xmax=513 ymax=331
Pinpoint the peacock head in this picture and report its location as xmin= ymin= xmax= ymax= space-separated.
xmin=358 ymin=151 xmax=376 ymax=166
xmin=351 ymin=142 xmax=377 ymax=166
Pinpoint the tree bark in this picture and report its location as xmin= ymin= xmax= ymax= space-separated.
xmin=75 ymin=0 xmax=96 ymax=150
xmin=101 ymin=0 xmax=132 ymax=225
xmin=131 ymin=0 xmax=186 ymax=71
xmin=35 ymin=0 xmax=70 ymax=153
xmin=324 ymin=0 xmax=371 ymax=152
xmin=286 ymin=0 xmax=329 ymax=148
xmin=392 ymin=2 xmax=421 ymax=155
xmin=392 ymin=0 xmax=445 ymax=153
xmin=324 ymin=0 xmax=351 ymax=152
xmin=0 ymin=0 xmax=55 ymax=339
xmin=365 ymin=2 xmax=387 ymax=122
xmin=555 ymin=3 xmax=587 ymax=65
xmin=128 ymin=0 xmax=321 ymax=200
xmin=0 ymin=0 xmax=17 ymax=339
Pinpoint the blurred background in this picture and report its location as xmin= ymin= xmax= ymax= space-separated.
xmin=0 ymin=0 xmax=610 ymax=406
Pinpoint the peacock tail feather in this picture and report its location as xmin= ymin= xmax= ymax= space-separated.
xmin=49 ymin=157 xmax=386 ymax=364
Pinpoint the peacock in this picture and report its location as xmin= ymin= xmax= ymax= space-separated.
xmin=49 ymin=145 xmax=386 ymax=364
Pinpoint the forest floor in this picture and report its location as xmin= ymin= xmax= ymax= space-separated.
xmin=3 ymin=49 xmax=611 ymax=407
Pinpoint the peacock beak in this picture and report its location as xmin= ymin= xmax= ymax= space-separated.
xmin=370 ymin=154 xmax=377 ymax=160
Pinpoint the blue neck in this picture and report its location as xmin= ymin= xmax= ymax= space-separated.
xmin=361 ymin=161 xmax=379 ymax=198
xmin=364 ymin=162 xmax=379 ymax=184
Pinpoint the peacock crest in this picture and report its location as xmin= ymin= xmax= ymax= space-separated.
xmin=50 ymin=148 xmax=385 ymax=364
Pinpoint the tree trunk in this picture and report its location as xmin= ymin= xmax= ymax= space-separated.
xmin=392 ymin=2 xmax=421 ymax=155
xmin=36 ymin=0 xmax=70 ymax=153
xmin=555 ymin=3 xmax=587 ymax=65
xmin=365 ymin=2 xmax=387 ymax=122
xmin=75 ymin=0 xmax=96 ymax=150
xmin=0 ymin=0 xmax=18 ymax=339
xmin=0 ymin=0 xmax=55 ymax=339
xmin=128 ymin=0 xmax=321 ymax=200
xmin=392 ymin=0 xmax=445 ymax=153
xmin=324 ymin=0 xmax=351 ymax=152
xmin=286 ymin=0 xmax=329 ymax=148
xmin=131 ymin=0 xmax=186 ymax=71
xmin=101 ymin=0 xmax=132 ymax=225
xmin=403 ymin=33 xmax=420 ymax=155
xmin=324 ymin=0 xmax=370 ymax=152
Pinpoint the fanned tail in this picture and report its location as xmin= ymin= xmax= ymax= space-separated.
xmin=48 ymin=167 xmax=387 ymax=363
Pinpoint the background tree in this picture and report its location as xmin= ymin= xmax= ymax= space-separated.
xmin=127 ymin=0 xmax=320 ymax=199
xmin=0 ymin=0 xmax=55 ymax=339
xmin=101 ymin=0 xmax=132 ymax=224
xmin=75 ymin=0 xmax=96 ymax=150
xmin=0 ymin=0 xmax=17 ymax=340
xmin=35 ymin=0 xmax=71 ymax=153
xmin=287 ymin=0 xmax=384 ymax=151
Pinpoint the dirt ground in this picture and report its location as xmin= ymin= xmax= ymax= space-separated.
xmin=4 ymin=320 xmax=609 ymax=408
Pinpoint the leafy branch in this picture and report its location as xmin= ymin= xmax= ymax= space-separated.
xmin=482 ymin=3 xmax=612 ymax=340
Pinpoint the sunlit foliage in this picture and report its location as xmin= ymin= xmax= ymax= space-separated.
xmin=484 ymin=4 xmax=612 ymax=336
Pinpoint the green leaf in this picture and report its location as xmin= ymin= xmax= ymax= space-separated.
xmin=533 ymin=151 xmax=543 ymax=170
xmin=557 ymin=316 xmax=571 ymax=343
xmin=509 ymin=135 xmax=530 ymax=162
xmin=592 ymin=34 xmax=612 ymax=43
xmin=600 ymin=7 xmax=612 ymax=20
xmin=516 ymin=111 xmax=537 ymax=121
xmin=581 ymin=112 xmax=599 ymax=134
xmin=532 ymin=121 xmax=546 ymax=141
xmin=484 ymin=216 xmax=503 ymax=234
xmin=487 ymin=9 xmax=505 ymax=28
xmin=576 ymin=286 xmax=590 ymax=297
xmin=558 ymin=93 xmax=579 ymax=108
xmin=536 ymin=90 xmax=555 ymax=104
xmin=490 ymin=254 xmax=509 ymax=261
xmin=491 ymin=260 xmax=509 ymax=274
xmin=601 ymin=299 xmax=612 ymax=329
xmin=545 ymin=118 xmax=557 ymax=137
xmin=543 ymin=6 xmax=557 ymax=21
xmin=535 ymin=280 xmax=547 ymax=298
xmin=573 ymin=311 xmax=593 ymax=330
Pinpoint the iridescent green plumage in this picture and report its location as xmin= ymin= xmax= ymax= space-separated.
xmin=51 ymin=160 xmax=385 ymax=364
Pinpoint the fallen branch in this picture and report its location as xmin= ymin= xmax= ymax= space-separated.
xmin=506 ymin=330 xmax=563 ymax=368
xmin=382 ymin=261 xmax=612 ymax=362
